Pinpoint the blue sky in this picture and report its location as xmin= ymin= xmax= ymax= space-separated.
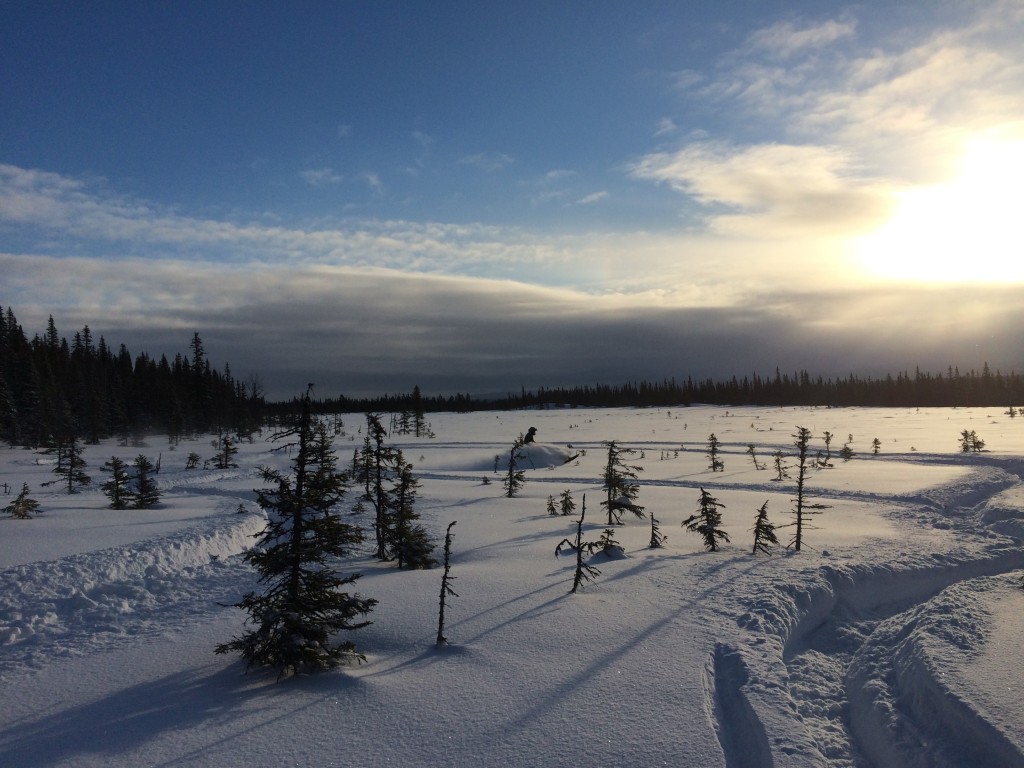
xmin=2 ymin=1 xmax=1023 ymax=398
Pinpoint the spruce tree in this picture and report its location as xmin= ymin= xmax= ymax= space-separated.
xmin=555 ymin=496 xmax=601 ymax=594
xmin=365 ymin=413 xmax=401 ymax=559
xmin=546 ymin=495 xmax=557 ymax=516
xmin=559 ymin=489 xmax=576 ymax=516
xmin=772 ymin=449 xmax=789 ymax=481
xmin=682 ymin=487 xmax=730 ymax=552
xmin=595 ymin=527 xmax=624 ymax=558
xmin=216 ymin=393 xmax=375 ymax=675
xmin=959 ymin=429 xmax=985 ymax=453
xmin=649 ymin=508 xmax=667 ymax=548
xmin=390 ymin=459 xmax=435 ymax=569
xmin=45 ymin=433 xmax=90 ymax=493
xmin=751 ymin=500 xmax=778 ymax=556
xmin=818 ymin=431 xmax=834 ymax=467
xmin=132 ymin=454 xmax=161 ymax=508
xmin=839 ymin=434 xmax=854 ymax=462
xmin=707 ymin=433 xmax=724 ymax=472
xmin=745 ymin=444 xmax=765 ymax=470
xmin=600 ymin=440 xmax=644 ymax=525
xmin=788 ymin=427 xmax=831 ymax=551
xmin=4 ymin=483 xmax=40 ymax=519
xmin=436 ymin=521 xmax=458 ymax=646
xmin=213 ymin=430 xmax=239 ymax=469
xmin=503 ymin=435 xmax=527 ymax=498
xmin=411 ymin=384 xmax=427 ymax=438
xmin=101 ymin=456 xmax=133 ymax=509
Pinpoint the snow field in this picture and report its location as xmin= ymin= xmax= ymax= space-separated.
xmin=1 ymin=405 xmax=1022 ymax=767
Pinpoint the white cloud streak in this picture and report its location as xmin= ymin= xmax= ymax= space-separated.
xmin=459 ymin=152 xmax=515 ymax=172
xmin=632 ymin=3 xmax=1024 ymax=240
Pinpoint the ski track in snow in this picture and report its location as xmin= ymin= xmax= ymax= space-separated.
xmin=711 ymin=459 xmax=1024 ymax=767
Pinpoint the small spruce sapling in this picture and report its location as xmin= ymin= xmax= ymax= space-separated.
xmin=649 ymin=508 xmax=667 ymax=548
xmin=871 ymin=437 xmax=882 ymax=455
xmin=772 ymin=450 xmax=789 ymax=481
xmin=817 ymin=431 xmax=834 ymax=468
xmin=600 ymin=440 xmax=645 ymax=525
xmin=559 ymin=489 xmax=576 ymax=516
xmin=3 ymin=483 xmax=40 ymax=519
xmin=212 ymin=430 xmax=239 ymax=469
xmin=788 ymin=427 xmax=832 ymax=551
xmin=555 ymin=495 xmax=601 ymax=593
xmin=546 ymin=495 xmax=557 ymax=516
xmin=503 ymin=436 xmax=527 ymax=498
xmin=595 ymin=528 xmax=624 ymax=558
xmin=436 ymin=521 xmax=459 ymax=645
xmin=389 ymin=460 xmax=436 ymax=569
xmin=840 ymin=434 xmax=854 ymax=462
xmin=682 ymin=487 xmax=730 ymax=552
xmin=745 ymin=444 xmax=766 ymax=471
xmin=959 ymin=429 xmax=985 ymax=453
xmin=707 ymin=433 xmax=724 ymax=472
xmin=751 ymin=500 xmax=778 ymax=556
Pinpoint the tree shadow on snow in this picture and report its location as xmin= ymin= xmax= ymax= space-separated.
xmin=0 ymin=660 xmax=361 ymax=768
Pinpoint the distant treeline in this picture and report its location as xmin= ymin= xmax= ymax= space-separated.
xmin=306 ymin=365 xmax=1024 ymax=414
xmin=3 ymin=305 xmax=1021 ymax=449
xmin=0 ymin=306 xmax=263 ymax=447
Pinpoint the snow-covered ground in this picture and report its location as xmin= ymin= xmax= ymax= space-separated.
xmin=1 ymin=405 xmax=1022 ymax=767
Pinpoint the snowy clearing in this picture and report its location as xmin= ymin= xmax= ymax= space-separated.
xmin=1 ymin=405 xmax=1022 ymax=767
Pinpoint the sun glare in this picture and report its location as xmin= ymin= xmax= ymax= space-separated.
xmin=855 ymin=137 xmax=1024 ymax=283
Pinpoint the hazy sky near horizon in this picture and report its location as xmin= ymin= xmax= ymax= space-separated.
xmin=2 ymin=1 xmax=1023 ymax=398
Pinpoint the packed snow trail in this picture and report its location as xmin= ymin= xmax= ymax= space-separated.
xmin=847 ymin=575 xmax=1024 ymax=768
xmin=0 ymin=508 xmax=264 ymax=673
xmin=717 ymin=460 xmax=1024 ymax=768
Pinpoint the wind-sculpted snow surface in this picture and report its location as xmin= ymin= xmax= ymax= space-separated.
xmin=0 ymin=406 xmax=1022 ymax=767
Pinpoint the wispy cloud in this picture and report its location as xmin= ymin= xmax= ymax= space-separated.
xmin=654 ymin=117 xmax=678 ymax=136
xmin=746 ymin=18 xmax=856 ymax=59
xmin=299 ymin=167 xmax=343 ymax=187
xmin=576 ymin=191 xmax=608 ymax=205
xmin=362 ymin=171 xmax=385 ymax=196
xmin=459 ymin=152 xmax=515 ymax=172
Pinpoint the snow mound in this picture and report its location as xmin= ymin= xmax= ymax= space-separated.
xmin=473 ymin=443 xmax=579 ymax=472
xmin=518 ymin=444 xmax=579 ymax=469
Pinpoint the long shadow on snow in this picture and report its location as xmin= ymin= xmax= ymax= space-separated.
xmin=499 ymin=553 xmax=773 ymax=744
xmin=0 ymin=660 xmax=360 ymax=768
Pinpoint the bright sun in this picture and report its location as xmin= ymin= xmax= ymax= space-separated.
xmin=854 ymin=136 xmax=1024 ymax=283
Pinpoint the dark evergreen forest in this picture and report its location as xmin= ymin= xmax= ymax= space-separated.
xmin=0 ymin=306 xmax=263 ymax=447
xmin=2 ymin=305 xmax=1021 ymax=448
